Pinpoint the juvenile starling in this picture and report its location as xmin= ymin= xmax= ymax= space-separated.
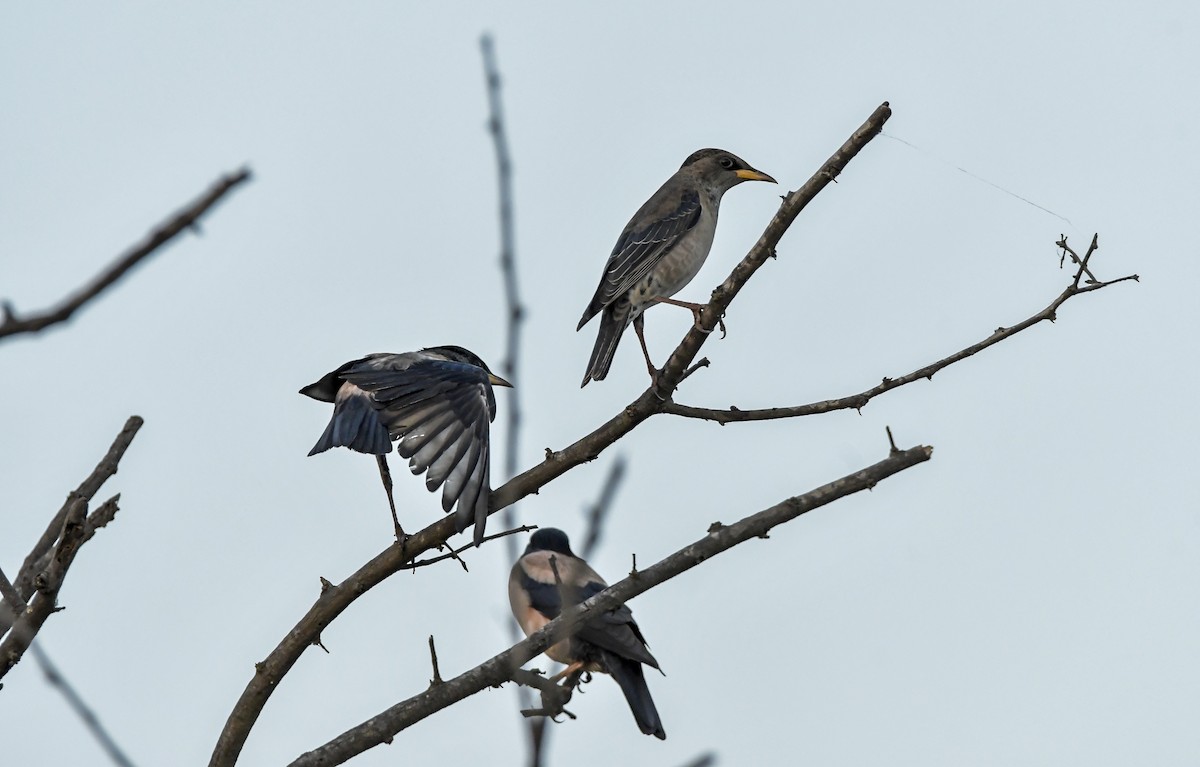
xmin=578 ymin=148 xmax=775 ymax=386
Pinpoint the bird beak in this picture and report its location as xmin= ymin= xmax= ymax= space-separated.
xmin=735 ymin=168 xmax=777 ymax=183
xmin=488 ymin=373 xmax=514 ymax=388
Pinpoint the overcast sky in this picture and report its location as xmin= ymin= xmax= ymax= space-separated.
xmin=3 ymin=3 xmax=1197 ymax=766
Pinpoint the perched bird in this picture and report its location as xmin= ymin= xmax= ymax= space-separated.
xmin=578 ymin=148 xmax=776 ymax=386
xmin=509 ymin=528 xmax=666 ymax=739
xmin=300 ymin=345 xmax=511 ymax=546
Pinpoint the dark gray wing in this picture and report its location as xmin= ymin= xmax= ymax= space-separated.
xmin=578 ymin=188 xmax=701 ymax=329
xmin=341 ymin=358 xmax=496 ymax=544
xmin=574 ymin=580 xmax=660 ymax=670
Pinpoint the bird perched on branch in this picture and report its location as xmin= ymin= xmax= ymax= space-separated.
xmin=578 ymin=148 xmax=776 ymax=386
xmin=509 ymin=528 xmax=666 ymax=739
xmin=300 ymin=345 xmax=511 ymax=546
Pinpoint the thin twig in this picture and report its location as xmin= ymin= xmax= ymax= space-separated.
xmin=28 ymin=642 xmax=138 ymax=767
xmin=662 ymin=237 xmax=1138 ymax=425
xmin=580 ymin=456 xmax=627 ymax=560
xmin=427 ymin=636 xmax=443 ymax=687
xmin=0 ymin=169 xmax=252 ymax=342
xmin=1057 ymin=234 xmax=1098 ymax=283
xmin=480 ymin=33 xmax=548 ymax=767
xmin=287 ymin=443 xmax=934 ymax=766
xmin=207 ymin=103 xmax=892 ymax=767
xmin=482 ymin=32 xmax=525 ymax=551
xmin=407 ymin=525 xmax=537 ymax=571
xmin=510 ymin=668 xmax=575 ymax=721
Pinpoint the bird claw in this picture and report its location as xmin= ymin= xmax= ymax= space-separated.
xmin=690 ymin=306 xmax=727 ymax=338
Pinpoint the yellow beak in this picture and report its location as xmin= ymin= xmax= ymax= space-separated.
xmin=735 ymin=168 xmax=777 ymax=183
xmin=488 ymin=373 xmax=514 ymax=388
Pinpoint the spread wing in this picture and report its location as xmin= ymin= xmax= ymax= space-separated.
xmin=341 ymin=357 xmax=496 ymax=542
xmin=578 ymin=188 xmax=701 ymax=328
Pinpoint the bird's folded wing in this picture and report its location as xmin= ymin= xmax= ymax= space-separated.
xmin=598 ymin=189 xmax=701 ymax=306
xmin=573 ymin=580 xmax=660 ymax=668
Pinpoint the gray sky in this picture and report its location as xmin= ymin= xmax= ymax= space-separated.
xmin=3 ymin=3 xmax=1197 ymax=765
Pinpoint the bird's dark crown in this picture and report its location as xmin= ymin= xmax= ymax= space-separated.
xmin=422 ymin=345 xmax=492 ymax=372
xmin=681 ymin=147 xmax=746 ymax=171
xmin=526 ymin=527 xmax=575 ymax=556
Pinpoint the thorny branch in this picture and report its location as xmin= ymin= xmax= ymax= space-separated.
xmin=406 ymin=525 xmax=537 ymax=571
xmin=1 ymin=417 xmax=143 ymax=655
xmin=662 ymin=233 xmax=1138 ymax=425
xmin=0 ymin=168 xmax=252 ymax=343
xmin=207 ymin=100 xmax=894 ymax=767
xmin=212 ymin=101 xmax=1123 ymax=766
xmin=286 ymin=443 xmax=933 ymax=766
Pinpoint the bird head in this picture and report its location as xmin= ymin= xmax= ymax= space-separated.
xmin=525 ymin=527 xmax=576 ymax=556
xmin=424 ymin=345 xmax=513 ymax=388
xmin=681 ymin=148 xmax=776 ymax=193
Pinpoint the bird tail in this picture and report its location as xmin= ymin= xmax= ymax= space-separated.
xmin=307 ymin=389 xmax=392 ymax=456
xmin=606 ymin=654 xmax=666 ymax=739
xmin=580 ymin=304 xmax=630 ymax=387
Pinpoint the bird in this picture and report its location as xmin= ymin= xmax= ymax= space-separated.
xmin=300 ymin=345 xmax=511 ymax=546
xmin=509 ymin=527 xmax=666 ymax=739
xmin=578 ymin=148 xmax=776 ymax=386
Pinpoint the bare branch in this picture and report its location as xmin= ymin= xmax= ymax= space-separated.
xmin=28 ymin=642 xmax=138 ymax=767
xmin=481 ymin=33 xmax=526 ymax=553
xmin=1057 ymin=233 xmax=1098 ymax=282
xmin=0 ymin=566 xmax=25 ymax=620
xmin=0 ymin=168 xmax=252 ymax=343
xmin=208 ymin=102 xmax=891 ymax=767
xmin=287 ymin=443 xmax=933 ymax=766
xmin=663 ymin=236 xmax=1138 ymax=425
xmin=580 ymin=456 xmax=627 ymax=560
xmin=3 ymin=418 xmax=142 ymax=642
xmin=1 ymin=496 xmax=88 ymax=679
xmin=480 ymin=35 xmax=548 ymax=764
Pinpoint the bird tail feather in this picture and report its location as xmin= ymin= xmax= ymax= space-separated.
xmin=581 ymin=305 xmax=630 ymax=387
xmin=607 ymin=654 xmax=666 ymax=739
xmin=307 ymin=392 xmax=392 ymax=456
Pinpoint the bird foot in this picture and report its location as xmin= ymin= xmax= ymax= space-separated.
xmin=549 ymin=662 xmax=585 ymax=684
xmin=693 ymin=307 xmax=727 ymax=339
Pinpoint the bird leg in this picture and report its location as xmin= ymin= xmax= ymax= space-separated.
xmin=652 ymin=296 xmax=727 ymax=338
xmin=633 ymin=314 xmax=661 ymax=385
xmin=375 ymin=454 xmax=407 ymax=541
xmin=549 ymin=661 xmax=587 ymax=684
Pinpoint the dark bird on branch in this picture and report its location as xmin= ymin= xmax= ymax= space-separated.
xmin=578 ymin=148 xmax=776 ymax=386
xmin=509 ymin=528 xmax=666 ymax=739
xmin=300 ymin=345 xmax=511 ymax=546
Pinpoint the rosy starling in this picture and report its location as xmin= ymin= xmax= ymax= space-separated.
xmin=509 ymin=527 xmax=666 ymax=739
xmin=301 ymin=345 xmax=511 ymax=546
xmin=578 ymin=148 xmax=775 ymax=386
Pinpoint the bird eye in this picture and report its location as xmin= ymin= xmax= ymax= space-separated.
xmin=719 ymin=156 xmax=736 ymax=170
